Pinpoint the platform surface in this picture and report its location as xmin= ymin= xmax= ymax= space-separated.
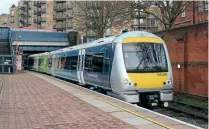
xmin=0 ymin=72 xmax=202 ymax=129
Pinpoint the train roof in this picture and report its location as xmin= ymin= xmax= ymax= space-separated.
xmin=29 ymin=31 xmax=164 ymax=57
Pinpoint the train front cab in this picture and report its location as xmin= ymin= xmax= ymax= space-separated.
xmin=110 ymin=35 xmax=173 ymax=107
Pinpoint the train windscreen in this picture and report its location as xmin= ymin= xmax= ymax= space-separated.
xmin=122 ymin=43 xmax=168 ymax=73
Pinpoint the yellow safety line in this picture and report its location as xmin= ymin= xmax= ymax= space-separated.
xmin=30 ymin=72 xmax=173 ymax=129
xmin=73 ymin=87 xmax=174 ymax=129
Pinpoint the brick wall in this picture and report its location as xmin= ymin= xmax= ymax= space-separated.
xmin=156 ymin=22 xmax=208 ymax=97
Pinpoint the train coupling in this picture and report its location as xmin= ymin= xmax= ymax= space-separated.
xmin=147 ymin=94 xmax=159 ymax=107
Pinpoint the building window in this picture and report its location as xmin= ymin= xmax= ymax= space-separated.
xmin=182 ymin=6 xmax=186 ymax=17
xmin=133 ymin=18 xmax=138 ymax=25
xmin=106 ymin=28 xmax=111 ymax=36
xmin=205 ymin=0 xmax=208 ymax=10
xmin=11 ymin=11 xmax=14 ymax=16
xmin=41 ymin=22 xmax=46 ymax=27
xmin=198 ymin=0 xmax=204 ymax=12
xmin=90 ymin=30 xmax=93 ymax=36
xmin=148 ymin=19 xmax=155 ymax=27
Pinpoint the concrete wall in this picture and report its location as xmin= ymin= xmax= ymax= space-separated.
xmin=156 ymin=22 xmax=208 ymax=97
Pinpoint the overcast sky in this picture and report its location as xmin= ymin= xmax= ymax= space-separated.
xmin=0 ymin=0 xmax=18 ymax=14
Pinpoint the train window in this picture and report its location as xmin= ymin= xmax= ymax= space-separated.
xmin=104 ymin=49 xmax=110 ymax=73
xmin=92 ymin=53 xmax=103 ymax=73
xmin=61 ymin=57 xmax=66 ymax=69
xmin=28 ymin=58 xmax=34 ymax=68
xmin=71 ymin=56 xmax=78 ymax=70
xmin=85 ymin=54 xmax=93 ymax=71
xmin=64 ymin=57 xmax=71 ymax=70
xmin=54 ymin=57 xmax=60 ymax=69
xmin=48 ymin=58 xmax=52 ymax=68
xmin=38 ymin=58 xmax=43 ymax=66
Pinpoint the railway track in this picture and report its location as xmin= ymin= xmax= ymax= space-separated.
xmin=168 ymin=100 xmax=208 ymax=120
xmin=153 ymin=101 xmax=208 ymax=129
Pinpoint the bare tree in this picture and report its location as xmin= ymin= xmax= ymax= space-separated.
xmin=128 ymin=1 xmax=193 ymax=30
xmin=73 ymin=1 xmax=131 ymax=38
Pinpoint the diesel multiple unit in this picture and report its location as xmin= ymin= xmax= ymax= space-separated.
xmin=27 ymin=31 xmax=173 ymax=107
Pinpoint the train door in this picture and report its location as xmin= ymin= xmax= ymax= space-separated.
xmin=52 ymin=54 xmax=56 ymax=76
xmin=77 ymin=49 xmax=86 ymax=84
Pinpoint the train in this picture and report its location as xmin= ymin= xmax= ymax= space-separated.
xmin=27 ymin=31 xmax=173 ymax=107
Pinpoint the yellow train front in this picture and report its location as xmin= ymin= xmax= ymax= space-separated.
xmin=109 ymin=31 xmax=173 ymax=107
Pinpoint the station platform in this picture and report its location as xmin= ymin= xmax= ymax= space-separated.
xmin=0 ymin=72 xmax=202 ymax=129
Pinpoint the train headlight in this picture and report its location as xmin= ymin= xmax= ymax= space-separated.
xmin=124 ymin=79 xmax=129 ymax=84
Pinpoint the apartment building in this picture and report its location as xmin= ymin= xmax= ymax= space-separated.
xmin=108 ymin=6 xmax=161 ymax=37
xmin=175 ymin=1 xmax=208 ymax=27
xmin=33 ymin=1 xmax=53 ymax=29
xmin=0 ymin=14 xmax=10 ymax=26
xmin=18 ymin=1 xmax=32 ymax=28
xmin=10 ymin=5 xmax=19 ymax=28
xmin=53 ymin=1 xmax=74 ymax=32
xmin=12 ymin=0 xmax=161 ymax=36
xmin=17 ymin=0 xmax=72 ymax=31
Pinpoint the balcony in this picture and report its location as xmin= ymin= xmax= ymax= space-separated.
xmin=131 ymin=22 xmax=147 ymax=29
xmin=37 ymin=17 xmax=41 ymax=23
xmin=33 ymin=9 xmax=37 ymax=15
xmin=86 ymin=2 xmax=102 ymax=9
xmin=37 ymin=2 xmax=41 ymax=7
xmin=53 ymin=4 xmax=66 ymax=12
xmin=147 ymin=27 xmax=157 ymax=32
xmin=67 ymin=2 xmax=73 ymax=9
xmin=19 ymin=11 xmax=25 ymax=15
xmin=54 ymin=1 xmax=66 ymax=3
xmin=67 ymin=23 xmax=73 ymax=29
xmin=19 ymin=23 xmax=23 ymax=28
xmin=28 ymin=3 xmax=32 ymax=9
xmin=37 ymin=8 xmax=41 ymax=16
xmin=53 ymin=13 xmax=66 ymax=21
xmin=23 ymin=19 xmax=28 ymax=25
xmin=28 ymin=19 xmax=32 ymax=25
xmin=53 ymin=14 xmax=56 ymax=20
xmin=33 ymin=18 xmax=37 ymax=23
xmin=34 ymin=1 xmax=41 ymax=7
xmin=58 ymin=15 xmax=66 ymax=21
xmin=41 ymin=1 xmax=46 ymax=4
xmin=33 ymin=1 xmax=38 ymax=6
xmin=28 ymin=11 xmax=32 ymax=17
xmin=41 ymin=17 xmax=46 ymax=22
xmin=54 ymin=24 xmax=65 ymax=31
xmin=19 ymin=4 xmax=27 ymax=10
xmin=132 ymin=12 xmax=146 ymax=19
xmin=41 ymin=8 xmax=46 ymax=13
xmin=53 ymin=24 xmax=56 ymax=29
xmin=19 ymin=18 xmax=24 ymax=23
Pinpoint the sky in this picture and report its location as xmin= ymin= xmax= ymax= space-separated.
xmin=0 ymin=0 xmax=18 ymax=15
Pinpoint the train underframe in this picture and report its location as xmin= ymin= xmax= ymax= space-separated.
xmin=117 ymin=90 xmax=173 ymax=108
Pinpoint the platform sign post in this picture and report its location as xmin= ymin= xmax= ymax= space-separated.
xmin=15 ymin=34 xmax=21 ymax=73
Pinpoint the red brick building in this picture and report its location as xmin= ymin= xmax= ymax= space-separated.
xmin=175 ymin=1 xmax=208 ymax=27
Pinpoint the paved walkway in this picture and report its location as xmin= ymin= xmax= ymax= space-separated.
xmin=0 ymin=73 xmax=136 ymax=129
